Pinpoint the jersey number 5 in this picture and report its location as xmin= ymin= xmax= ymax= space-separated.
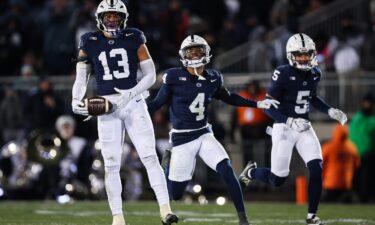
xmin=98 ymin=48 xmax=130 ymax=80
xmin=295 ymin=90 xmax=310 ymax=114
xmin=189 ymin=93 xmax=205 ymax=121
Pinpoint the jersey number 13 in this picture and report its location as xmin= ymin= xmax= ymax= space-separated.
xmin=98 ymin=48 xmax=130 ymax=80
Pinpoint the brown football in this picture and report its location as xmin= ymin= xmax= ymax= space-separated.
xmin=84 ymin=96 xmax=113 ymax=116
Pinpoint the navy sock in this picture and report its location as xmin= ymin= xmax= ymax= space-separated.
xmin=307 ymin=159 xmax=322 ymax=214
xmin=252 ymin=168 xmax=287 ymax=187
xmin=168 ymin=180 xmax=189 ymax=200
xmin=216 ymin=159 xmax=245 ymax=213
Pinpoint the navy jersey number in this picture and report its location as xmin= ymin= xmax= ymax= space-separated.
xmin=295 ymin=90 xmax=310 ymax=114
xmin=98 ymin=48 xmax=130 ymax=80
xmin=189 ymin=93 xmax=205 ymax=121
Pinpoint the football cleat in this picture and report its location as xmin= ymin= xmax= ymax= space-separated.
xmin=238 ymin=212 xmax=251 ymax=225
xmin=239 ymin=221 xmax=251 ymax=225
xmin=161 ymin=149 xmax=172 ymax=176
xmin=162 ymin=213 xmax=179 ymax=225
xmin=306 ymin=215 xmax=323 ymax=225
xmin=239 ymin=161 xmax=257 ymax=186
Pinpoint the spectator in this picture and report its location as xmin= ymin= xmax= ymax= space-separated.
xmin=55 ymin=115 xmax=93 ymax=199
xmin=230 ymin=80 xmax=272 ymax=164
xmin=0 ymin=86 xmax=25 ymax=143
xmin=123 ymin=145 xmax=144 ymax=201
xmin=0 ymin=87 xmax=24 ymax=142
xmin=349 ymin=93 xmax=375 ymax=202
xmin=41 ymin=0 xmax=76 ymax=75
xmin=322 ymin=124 xmax=360 ymax=203
xmin=24 ymin=79 xmax=66 ymax=133
xmin=151 ymin=106 xmax=171 ymax=155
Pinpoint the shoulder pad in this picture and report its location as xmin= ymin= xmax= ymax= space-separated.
xmin=162 ymin=68 xmax=180 ymax=84
xmin=125 ymin=27 xmax=146 ymax=44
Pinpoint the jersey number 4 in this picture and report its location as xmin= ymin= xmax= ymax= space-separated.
xmin=189 ymin=93 xmax=205 ymax=121
xmin=98 ymin=48 xmax=129 ymax=80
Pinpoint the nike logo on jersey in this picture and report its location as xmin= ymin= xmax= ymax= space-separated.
xmin=290 ymin=76 xmax=296 ymax=80
xmin=125 ymin=33 xmax=133 ymax=37
xmin=179 ymin=77 xmax=187 ymax=81
xmin=210 ymin=79 xmax=217 ymax=82
xmin=313 ymin=76 xmax=319 ymax=80
xmin=136 ymin=99 xmax=141 ymax=102
xmin=89 ymin=37 xmax=97 ymax=40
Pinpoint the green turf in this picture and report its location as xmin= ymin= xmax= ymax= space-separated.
xmin=0 ymin=201 xmax=374 ymax=225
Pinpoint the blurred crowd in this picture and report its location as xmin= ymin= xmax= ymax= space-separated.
xmin=1 ymin=0 xmax=365 ymax=77
xmin=0 ymin=0 xmax=375 ymax=203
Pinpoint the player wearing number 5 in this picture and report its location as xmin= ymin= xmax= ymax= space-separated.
xmin=148 ymin=35 xmax=279 ymax=225
xmin=239 ymin=33 xmax=348 ymax=225
xmin=71 ymin=1 xmax=178 ymax=225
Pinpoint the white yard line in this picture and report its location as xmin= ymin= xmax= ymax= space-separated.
xmin=34 ymin=210 xmax=375 ymax=224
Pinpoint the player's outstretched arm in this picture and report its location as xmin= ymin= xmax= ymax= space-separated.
xmin=311 ymin=95 xmax=347 ymax=125
xmin=132 ymin=44 xmax=156 ymax=94
xmin=328 ymin=108 xmax=347 ymax=125
xmin=72 ymin=50 xmax=90 ymax=116
xmin=147 ymin=84 xmax=171 ymax=114
xmin=257 ymin=99 xmax=280 ymax=109
xmin=215 ymin=86 xmax=279 ymax=108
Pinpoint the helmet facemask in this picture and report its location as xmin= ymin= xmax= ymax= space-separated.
xmin=95 ymin=0 xmax=128 ymax=38
xmin=179 ymin=35 xmax=212 ymax=68
xmin=286 ymin=33 xmax=318 ymax=71
xmin=98 ymin=12 xmax=126 ymax=32
xmin=288 ymin=50 xmax=317 ymax=71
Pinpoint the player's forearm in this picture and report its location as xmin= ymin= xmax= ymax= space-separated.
xmin=311 ymin=96 xmax=331 ymax=114
xmin=72 ymin=62 xmax=90 ymax=100
xmin=147 ymin=86 xmax=170 ymax=114
xmin=219 ymin=92 xmax=257 ymax=107
xmin=133 ymin=59 xmax=156 ymax=94
xmin=264 ymin=107 xmax=288 ymax=123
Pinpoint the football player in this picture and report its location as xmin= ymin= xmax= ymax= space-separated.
xmin=71 ymin=1 xmax=178 ymax=225
xmin=148 ymin=35 xmax=279 ymax=225
xmin=239 ymin=33 xmax=348 ymax=225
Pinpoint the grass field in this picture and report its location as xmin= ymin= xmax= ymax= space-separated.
xmin=0 ymin=201 xmax=374 ymax=225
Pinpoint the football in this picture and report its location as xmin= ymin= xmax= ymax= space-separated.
xmin=84 ymin=96 xmax=113 ymax=116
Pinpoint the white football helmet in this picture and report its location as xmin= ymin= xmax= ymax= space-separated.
xmin=95 ymin=0 xmax=128 ymax=33
xmin=286 ymin=33 xmax=318 ymax=71
xmin=179 ymin=35 xmax=212 ymax=68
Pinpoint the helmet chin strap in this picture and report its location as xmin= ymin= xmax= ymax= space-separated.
xmin=193 ymin=67 xmax=199 ymax=76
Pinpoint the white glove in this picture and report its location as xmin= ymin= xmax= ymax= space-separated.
xmin=114 ymin=87 xmax=138 ymax=109
xmin=286 ymin=117 xmax=311 ymax=132
xmin=328 ymin=108 xmax=347 ymax=125
xmin=257 ymin=99 xmax=280 ymax=109
xmin=72 ymin=98 xmax=88 ymax=116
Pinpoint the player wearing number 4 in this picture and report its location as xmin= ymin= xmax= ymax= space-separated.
xmin=148 ymin=35 xmax=279 ymax=225
xmin=71 ymin=0 xmax=178 ymax=225
xmin=239 ymin=33 xmax=348 ymax=225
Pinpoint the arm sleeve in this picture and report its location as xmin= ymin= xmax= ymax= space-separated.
xmin=72 ymin=61 xmax=90 ymax=101
xmin=132 ymin=58 xmax=156 ymax=94
xmin=213 ymin=72 xmax=257 ymax=107
xmin=311 ymin=95 xmax=331 ymax=114
xmin=215 ymin=87 xmax=257 ymax=107
xmin=264 ymin=102 xmax=288 ymax=123
xmin=147 ymin=85 xmax=172 ymax=114
xmin=263 ymin=68 xmax=288 ymax=123
xmin=147 ymin=73 xmax=172 ymax=113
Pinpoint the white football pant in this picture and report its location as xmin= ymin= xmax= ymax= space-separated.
xmin=169 ymin=132 xmax=229 ymax=182
xmin=98 ymin=94 xmax=169 ymax=215
xmin=270 ymin=123 xmax=322 ymax=177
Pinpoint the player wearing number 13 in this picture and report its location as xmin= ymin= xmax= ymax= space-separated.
xmin=239 ymin=33 xmax=348 ymax=225
xmin=148 ymin=35 xmax=279 ymax=225
xmin=71 ymin=1 xmax=178 ymax=225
